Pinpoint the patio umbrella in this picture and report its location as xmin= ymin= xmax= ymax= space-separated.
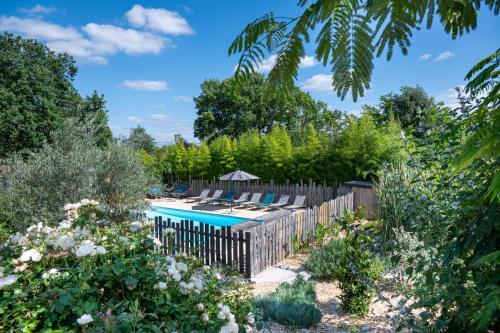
xmin=218 ymin=170 xmax=260 ymax=212
xmin=218 ymin=170 xmax=260 ymax=181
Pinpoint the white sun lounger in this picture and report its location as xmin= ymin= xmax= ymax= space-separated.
xmin=200 ymin=190 xmax=223 ymax=204
xmin=268 ymin=195 xmax=290 ymax=209
xmin=230 ymin=192 xmax=250 ymax=206
xmin=284 ymin=195 xmax=306 ymax=210
xmin=186 ymin=189 xmax=210 ymax=202
xmin=238 ymin=193 xmax=262 ymax=207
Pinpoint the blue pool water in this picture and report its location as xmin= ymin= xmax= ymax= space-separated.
xmin=146 ymin=206 xmax=249 ymax=227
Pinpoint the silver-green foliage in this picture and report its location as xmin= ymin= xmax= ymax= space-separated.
xmin=0 ymin=118 xmax=148 ymax=232
xmin=253 ymin=276 xmax=321 ymax=328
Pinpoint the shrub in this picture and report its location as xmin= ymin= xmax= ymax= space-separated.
xmin=253 ymin=276 xmax=321 ymax=328
xmin=305 ymin=232 xmax=383 ymax=317
xmin=0 ymin=200 xmax=253 ymax=332
xmin=304 ymin=238 xmax=347 ymax=280
xmin=337 ymin=233 xmax=384 ymax=317
xmin=0 ymin=118 xmax=148 ymax=232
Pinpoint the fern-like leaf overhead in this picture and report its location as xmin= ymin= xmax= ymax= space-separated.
xmin=229 ymin=0 xmax=498 ymax=100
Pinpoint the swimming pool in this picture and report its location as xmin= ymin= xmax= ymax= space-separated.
xmin=146 ymin=206 xmax=249 ymax=227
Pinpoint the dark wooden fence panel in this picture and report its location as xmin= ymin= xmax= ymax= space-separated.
xmin=153 ymin=220 xmax=253 ymax=278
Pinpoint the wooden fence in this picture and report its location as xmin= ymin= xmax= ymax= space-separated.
xmin=151 ymin=191 xmax=354 ymax=277
xmin=153 ymin=217 xmax=253 ymax=277
xmin=242 ymin=192 xmax=353 ymax=275
xmin=175 ymin=179 xmax=350 ymax=207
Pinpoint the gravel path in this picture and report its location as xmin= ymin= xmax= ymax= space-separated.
xmin=252 ymin=254 xmax=402 ymax=332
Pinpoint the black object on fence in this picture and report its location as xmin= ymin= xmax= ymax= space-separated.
xmin=153 ymin=216 xmax=252 ymax=278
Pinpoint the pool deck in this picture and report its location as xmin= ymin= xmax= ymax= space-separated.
xmin=148 ymin=198 xmax=268 ymax=220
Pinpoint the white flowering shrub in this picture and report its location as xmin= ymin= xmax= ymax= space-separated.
xmin=0 ymin=200 xmax=253 ymax=332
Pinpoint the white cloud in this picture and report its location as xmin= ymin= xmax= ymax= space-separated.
xmin=82 ymin=23 xmax=167 ymax=55
xmin=419 ymin=53 xmax=432 ymax=61
xmin=254 ymin=54 xmax=317 ymax=73
xmin=126 ymin=4 xmax=193 ymax=35
xmin=0 ymin=5 xmax=193 ymax=65
xmin=0 ymin=16 xmax=81 ymax=40
xmin=434 ymin=51 xmax=455 ymax=62
xmin=302 ymin=74 xmax=332 ymax=93
xmin=121 ymin=80 xmax=169 ymax=91
xmin=149 ymin=113 xmax=170 ymax=121
xmin=299 ymin=55 xmax=316 ymax=68
xmin=173 ymin=95 xmax=193 ymax=102
xmin=436 ymin=85 xmax=464 ymax=108
xmin=150 ymin=103 xmax=167 ymax=108
xmin=127 ymin=116 xmax=146 ymax=124
xmin=18 ymin=4 xmax=57 ymax=16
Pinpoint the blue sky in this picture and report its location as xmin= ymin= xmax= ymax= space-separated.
xmin=1 ymin=1 xmax=498 ymax=143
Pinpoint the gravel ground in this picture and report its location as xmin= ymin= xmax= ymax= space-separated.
xmin=252 ymin=253 xmax=404 ymax=332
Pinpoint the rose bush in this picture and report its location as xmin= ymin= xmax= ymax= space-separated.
xmin=0 ymin=200 xmax=253 ymax=332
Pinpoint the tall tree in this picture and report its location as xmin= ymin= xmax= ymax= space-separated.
xmin=209 ymin=136 xmax=236 ymax=176
xmin=79 ymin=91 xmax=113 ymax=147
xmin=193 ymin=73 xmax=337 ymax=140
xmin=0 ymin=34 xmax=81 ymax=157
xmin=260 ymin=126 xmax=293 ymax=182
xmin=125 ymin=126 xmax=156 ymax=153
xmin=367 ymin=86 xmax=450 ymax=138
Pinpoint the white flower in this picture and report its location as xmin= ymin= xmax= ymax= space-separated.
xmin=165 ymin=256 xmax=176 ymax=264
xmin=151 ymin=238 xmax=162 ymax=247
xmin=0 ymin=275 xmax=17 ymax=289
xmin=175 ymin=262 xmax=188 ymax=272
xmin=75 ymin=244 xmax=95 ymax=257
xmin=75 ymin=243 xmax=107 ymax=257
xmin=158 ymin=282 xmax=167 ymax=289
xmin=55 ymin=236 xmax=75 ymax=250
xmin=10 ymin=233 xmax=27 ymax=246
xmin=95 ymin=246 xmax=107 ymax=255
xmin=73 ymin=227 xmax=91 ymax=238
xmin=58 ymin=220 xmax=72 ymax=229
xmin=201 ymin=313 xmax=209 ymax=321
xmin=48 ymin=268 xmax=59 ymax=275
xmin=214 ymin=272 xmax=222 ymax=280
xmin=219 ymin=320 xmax=239 ymax=333
xmin=76 ymin=313 xmax=93 ymax=325
xmin=165 ymin=227 xmax=176 ymax=235
xmin=196 ymin=303 xmax=205 ymax=311
xmin=130 ymin=221 xmax=142 ymax=232
xmin=119 ymin=236 xmax=130 ymax=244
xmin=172 ymin=272 xmax=181 ymax=282
xmin=20 ymin=249 xmax=43 ymax=262
xmin=217 ymin=311 xmax=227 ymax=320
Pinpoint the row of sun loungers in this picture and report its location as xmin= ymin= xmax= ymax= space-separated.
xmin=187 ymin=189 xmax=305 ymax=210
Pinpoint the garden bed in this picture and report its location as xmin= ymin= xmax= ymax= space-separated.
xmin=252 ymin=247 xmax=406 ymax=332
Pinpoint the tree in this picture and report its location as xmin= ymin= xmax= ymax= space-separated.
xmin=229 ymin=1 xmax=498 ymax=101
xmin=236 ymin=130 xmax=263 ymax=175
xmin=366 ymin=86 xmax=451 ymax=138
xmin=125 ymin=126 xmax=156 ymax=153
xmin=209 ymin=136 xmax=236 ymax=177
xmin=196 ymin=142 xmax=212 ymax=178
xmin=79 ymin=91 xmax=113 ymax=147
xmin=193 ymin=73 xmax=337 ymax=140
xmin=0 ymin=33 xmax=80 ymax=157
xmin=260 ymin=126 xmax=293 ymax=182
xmin=293 ymin=125 xmax=322 ymax=182
xmin=0 ymin=118 xmax=148 ymax=232
xmin=333 ymin=113 xmax=405 ymax=181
